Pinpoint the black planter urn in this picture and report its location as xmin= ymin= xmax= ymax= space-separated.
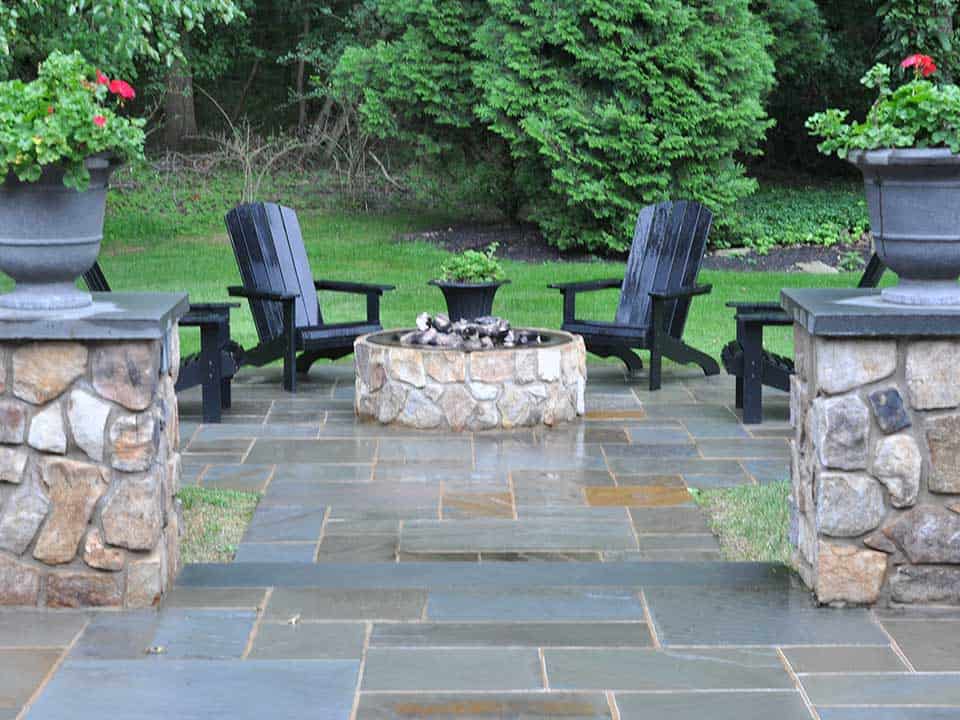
xmin=849 ymin=148 xmax=960 ymax=305
xmin=0 ymin=155 xmax=117 ymax=311
xmin=428 ymin=279 xmax=510 ymax=321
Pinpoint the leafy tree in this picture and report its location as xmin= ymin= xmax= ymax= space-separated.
xmin=473 ymin=0 xmax=776 ymax=251
xmin=0 ymin=0 xmax=242 ymax=80
xmin=331 ymin=0 xmax=484 ymax=153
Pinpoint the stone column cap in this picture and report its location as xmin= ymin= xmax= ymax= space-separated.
xmin=0 ymin=292 xmax=189 ymax=340
xmin=782 ymin=288 xmax=960 ymax=337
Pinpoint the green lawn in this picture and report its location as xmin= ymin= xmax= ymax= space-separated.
xmin=0 ymin=168 xmax=890 ymax=363
xmin=692 ymin=482 xmax=793 ymax=566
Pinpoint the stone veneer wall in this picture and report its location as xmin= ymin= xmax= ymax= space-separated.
xmin=0 ymin=330 xmax=181 ymax=608
xmin=792 ymin=326 xmax=960 ymax=606
xmin=355 ymin=333 xmax=587 ymax=430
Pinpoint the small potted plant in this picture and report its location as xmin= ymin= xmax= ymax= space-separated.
xmin=429 ymin=243 xmax=510 ymax=320
xmin=807 ymin=53 xmax=960 ymax=305
xmin=0 ymin=51 xmax=145 ymax=311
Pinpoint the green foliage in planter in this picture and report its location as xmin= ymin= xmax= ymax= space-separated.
xmin=0 ymin=52 xmax=145 ymax=191
xmin=807 ymin=57 xmax=960 ymax=157
xmin=439 ymin=243 xmax=504 ymax=282
xmin=472 ymin=0 xmax=776 ymax=253
xmin=714 ymin=183 xmax=869 ymax=252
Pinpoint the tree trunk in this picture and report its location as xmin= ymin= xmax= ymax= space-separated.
xmin=164 ymin=58 xmax=198 ymax=150
xmin=296 ymin=15 xmax=311 ymax=133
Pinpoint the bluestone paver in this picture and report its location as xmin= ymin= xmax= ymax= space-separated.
xmin=802 ymin=673 xmax=960 ymax=706
xmin=0 ymin=611 xmax=86 ymax=648
xmin=370 ymin=622 xmax=652 ymax=648
xmin=234 ymin=542 xmax=317 ymax=563
xmin=544 ymin=648 xmax=793 ymax=691
xmin=242 ymin=505 xmax=327 ymax=542
xmin=782 ymin=645 xmax=907 ymax=673
xmin=355 ymin=692 xmax=612 ymax=719
xmin=26 ymin=659 xmax=359 ymax=719
xmin=361 ymin=648 xmax=543 ymax=691
xmin=880 ymin=620 xmax=960 ymax=671
xmin=613 ymin=690 xmax=812 ymax=720
xmin=644 ymin=587 xmax=888 ymax=646
xmin=248 ymin=621 xmax=366 ymax=659
xmin=265 ymin=588 xmax=427 ymax=621
xmin=426 ymin=588 xmax=647 ymax=621
xmin=0 ymin=649 xmax=61 ymax=712
xmin=400 ymin=518 xmax=637 ymax=554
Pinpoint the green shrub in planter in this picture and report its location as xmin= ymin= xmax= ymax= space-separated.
xmin=440 ymin=243 xmax=504 ymax=283
xmin=0 ymin=51 xmax=145 ymax=190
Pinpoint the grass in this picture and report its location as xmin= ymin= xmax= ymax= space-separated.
xmin=691 ymin=481 xmax=793 ymax=566
xmin=177 ymin=487 xmax=260 ymax=563
xmin=0 ymin=165 xmax=893 ymax=364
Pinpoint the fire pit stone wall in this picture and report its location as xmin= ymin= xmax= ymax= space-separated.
xmin=354 ymin=330 xmax=586 ymax=431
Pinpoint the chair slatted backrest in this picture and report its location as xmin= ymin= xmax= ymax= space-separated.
xmin=225 ymin=202 xmax=320 ymax=343
xmin=82 ymin=262 xmax=111 ymax=292
xmin=614 ymin=200 xmax=713 ymax=339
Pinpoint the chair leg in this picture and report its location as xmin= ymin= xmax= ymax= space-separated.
xmin=199 ymin=323 xmax=223 ymax=423
xmin=655 ymin=335 xmax=720 ymax=382
xmin=221 ymin=379 xmax=232 ymax=409
xmin=296 ymin=351 xmax=323 ymax=377
xmin=741 ymin=321 xmax=763 ymax=424
xmin=649 ymin=349 xmax=662 ymax=391
xmin=588 ymin=343 xmax=643 ymax=378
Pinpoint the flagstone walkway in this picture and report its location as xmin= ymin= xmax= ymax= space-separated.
xmin=4 ymin=366 xmax=959 ymax=719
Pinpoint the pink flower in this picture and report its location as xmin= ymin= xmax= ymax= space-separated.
xmin=96 ymin=69 xmax=110 ymax=86
xmin=108 ymin=79 xmax=136 ymax=100
xmin=901 ymin=54 xmax=937 ymax=77
xmin=93 ymin=115 xmax=107 ymax=128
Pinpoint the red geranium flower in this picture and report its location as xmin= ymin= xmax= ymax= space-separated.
xmin=47 ymin=106 xmax=54 ymax=115
xmin=93 ymin=115 xmax=107 ymax=128
xmin=901 ymin=53 xmax=937 ymax=77
xmin=96 ymin=69 xmax=110 ymax=86
xmin=108 ymin=79 xmax=136 ymax=100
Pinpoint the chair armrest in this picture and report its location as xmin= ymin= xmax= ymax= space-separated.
xmin=649 ymin=284 xmax=712 ymax=301
xmin=726 ymin=301 xmax=782 ymax=312
xmin=187 ymin=302 xmax=241 ymax=311
xmin=228 ymin=286 xmax=298 ymax=302
xmin=313 ymin=280 xmax=396 ymax=295
xmin=547 ymin=278 xmax=623 ymax=293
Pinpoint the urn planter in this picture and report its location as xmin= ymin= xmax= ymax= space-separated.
xmin=849 ymin=148 xmax=960 ymax=305
xmin=428 ymin=278 xmax=510 ymax=321
xmin=0 ymin=155 xmax=116 ymax=311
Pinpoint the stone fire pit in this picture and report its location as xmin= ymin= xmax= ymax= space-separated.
xmin=354 ymin=329 xmax=586 ymax=430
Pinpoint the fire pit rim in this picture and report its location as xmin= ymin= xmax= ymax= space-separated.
xmin=364 ymin=326 xmax=576 ymax=352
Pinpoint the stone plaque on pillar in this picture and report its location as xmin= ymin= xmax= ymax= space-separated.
xmin=0 ymin=293 xmax=187 ymax=608
xmin=783 ymin=288 xmax=960 ymax=606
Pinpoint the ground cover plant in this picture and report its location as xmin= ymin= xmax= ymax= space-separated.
xmin=691 ymin=481 xmax=793 ymax=565
xmin=715 ymin=181 xmax=868 ymax=253
xmin=178 ymin=487 xmax=260 ymax=563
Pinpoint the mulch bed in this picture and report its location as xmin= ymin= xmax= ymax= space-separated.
xmin=400 ymin=222 xmax=873 ymax=273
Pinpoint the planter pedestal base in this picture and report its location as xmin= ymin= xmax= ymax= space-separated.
xmin=782 ymin=287 xmax=960 ymax=607
xmin=882 ymin=279 xmax=960 ymax=306
xmin=0 ymin=282 xmax=92 ymax=311
xmin=0 ymin=292 xmax=188 ymax=608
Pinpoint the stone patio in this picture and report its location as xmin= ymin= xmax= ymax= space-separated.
xmin=3 ymin=365 xmax=959 ymax=719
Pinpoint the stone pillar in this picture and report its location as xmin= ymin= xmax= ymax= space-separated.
xmin=784 ymin=288 xmax=960 ymax=606
xmin=0 ymin=293 xmax=187 ymax=608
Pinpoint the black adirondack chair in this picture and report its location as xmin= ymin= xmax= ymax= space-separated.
xmin=721 ymin=253 xmax=887 ymax=424
xmin=82 ymin=263 xmax=242 ymax=423
xmin=225 ymin=202 xmax=395 ymax=392
xmin=548 ymin=200 xmax=720 ymax=390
